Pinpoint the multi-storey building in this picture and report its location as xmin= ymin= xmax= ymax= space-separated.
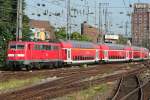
xmin=132 ymin=3 xmax=150 ymax=49
xmin=81 ymin=22 xmax=101 ymax=43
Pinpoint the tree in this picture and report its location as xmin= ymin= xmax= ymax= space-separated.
xmin=0 ymin=0 xmax=30 ymax=67
xmin=54 ymin=27 xmax=92 ymax=42
xmin=22 ymin=15 xmax=32 ymax=41
xmin=71 ymin=32 xmax=81 ymax=40
xmin=55 ymin=27 xmax=67 ymax=40
xmin=116 ymin=35 xmax=128 ymax=44
xmin=81 ymin=35 xmax=92 ymax=42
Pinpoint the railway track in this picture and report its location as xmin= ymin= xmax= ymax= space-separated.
xmin=0 ymin=62 xmax=148 ymax=100
xmin=112 ymin=75 xmax=150 ymax=100
xmin=0 ymin=62 xmax=143 ymax=82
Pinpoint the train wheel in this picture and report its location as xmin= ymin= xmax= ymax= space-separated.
xmin=57 ymin=62 xmax=63 ymax=68
xmin=25 ymin=65 xmax=32 ymax=71
xmin=11 ymin=64 xmax=20 ymax=71
xmin=54 ymin=62 xmax=59 ymax=68
xmin=36 ymin=63 xmax=41 ymax=70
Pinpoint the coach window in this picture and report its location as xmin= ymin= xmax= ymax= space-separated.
xmin=77 ymin=56 xmax=79 ymax=60
xmin=75 ymin=56 xmax=77 ymax=60
xmin=68 ymin=50 xmax=71 ymax=59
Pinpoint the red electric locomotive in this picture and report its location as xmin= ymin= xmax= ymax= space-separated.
xmin=7 ymin=41 xmax=62 ymax=70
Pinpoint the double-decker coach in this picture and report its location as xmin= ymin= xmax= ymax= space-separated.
xmin=98 ymin=43 xmax=129 ymax=62
xmin=139 ymin=47 xmax=149 ymax=60
xmin=60 ymin=40 xmax=99 ymax=65
xmin=132 ymin=46 xmax=143 ymax=60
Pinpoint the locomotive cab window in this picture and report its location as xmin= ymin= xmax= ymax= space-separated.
xmin=10 ymin=45 xmax=16 ymax=49
xmin=9 ymin=44 xmax=25 ymax=50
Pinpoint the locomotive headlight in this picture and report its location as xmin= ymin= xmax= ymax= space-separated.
xmin=8 ymin=54 xmax=25 ymax=57
xmin=8 ymin=54 xmax=15 ymax=57
xmin=15 ymin=54 xmax=25 ymax=57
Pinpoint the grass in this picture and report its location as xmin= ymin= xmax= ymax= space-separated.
xmin=0 ymin=77 xmax=42 ymax=92
xmin=55 ymin=84 xmax=109 ymax=100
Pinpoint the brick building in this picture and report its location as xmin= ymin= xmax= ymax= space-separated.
xmin=29 ymin=19 xmax=55 ymax=40
xmin=132 ymin=3 xmax=150 ymax=48
xmin=81 ymin=22 xmax=101 ymax=43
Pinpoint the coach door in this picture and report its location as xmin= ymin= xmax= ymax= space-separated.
xmin=126 ymin=51 xmax=129 ymax=60
xmin=96 ymin=49 xmax=99 ymax=61
xmin=66 ymin=48 xmax=72 ymax=63
xmin=104 ymin=50 xmax=108 ymax=60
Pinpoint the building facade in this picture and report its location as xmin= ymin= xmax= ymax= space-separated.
xmin=81 ymin=22 xmax=101 ymax=43
xmin=132 ymin=3 xmax=150 ymax=48
xmin=30 ymin=19 xmax=55 ymax=40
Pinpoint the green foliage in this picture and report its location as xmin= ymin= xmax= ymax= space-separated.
xmin=116 ymin=35 xmax=128 ymax=44
xmin=55 ymin=27 xmax=67 ymax=40
xmin=81 ymin=34 xmax=92 ymax=42
xmin=22 ymin=15 xmax=32 ymax=41
xmin=0 ymin=77 xmax=42 ymax=91
xmin=55 ymin=27 xmax=92 ymax=42
xmin=71 ymin=32 xmax=92 ymax=41
xmin=71 ymin=32 xmax=81 ymax=40
xmin=57 ymin=84 xmax=109 ymax=100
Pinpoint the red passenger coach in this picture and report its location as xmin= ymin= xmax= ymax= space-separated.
xmin=7 ymin=41 xmax=62 ymax=69
xmin=140 ymin=47 xmax=149 ymax=60
xmin=60 ymin=40 xmax=99 ymax=65
xmin=132 ymin=46 xmax=143 ymax=60
xmin=99 ymin=44 xmax=128 ymax=62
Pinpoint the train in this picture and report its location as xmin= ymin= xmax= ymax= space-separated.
xmin=6 ymin=40 xmax=149 ymax=70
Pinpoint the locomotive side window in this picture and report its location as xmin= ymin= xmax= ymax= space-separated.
xmin=43 ymin=45 xmax=51 ymax=50
xmin=17 ymin=45 xmax=25 ymax=49
xmin=34 ymin=44 xmax=59 ymax=50
xmin=53 ymin=46 xmax=59 ymax=50
xmin=34 ymin=45 xmax=40 ymax=50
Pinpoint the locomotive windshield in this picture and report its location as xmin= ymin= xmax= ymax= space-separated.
xmin=9 ymin=44 xmax=25 ymax=50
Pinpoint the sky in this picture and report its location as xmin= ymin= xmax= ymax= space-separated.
xmin=24 ymin=0 xmax=150 ymax=36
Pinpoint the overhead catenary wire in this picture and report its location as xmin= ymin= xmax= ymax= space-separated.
xmin=0 ymin=0 xmax=135 ymax=35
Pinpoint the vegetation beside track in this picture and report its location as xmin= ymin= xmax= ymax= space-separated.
xmin=0 ymin=76 xmax=43 ymax=93
xmin=55 ymin=83 xmax=115 ymax=100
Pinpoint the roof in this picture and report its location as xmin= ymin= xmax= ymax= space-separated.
xmin=30 ymin=19 xmax=53 ymax=29
xmin=29 ymin=19 xmax=55 ymax=39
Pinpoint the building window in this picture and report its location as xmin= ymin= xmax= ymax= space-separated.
xmin=37 ymin=3 xmax=40 ymax=6
xmin=42 ymin=4 xmax=46 ymax=7
xmin=37 ymin=14 xmax=41 ymax=17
